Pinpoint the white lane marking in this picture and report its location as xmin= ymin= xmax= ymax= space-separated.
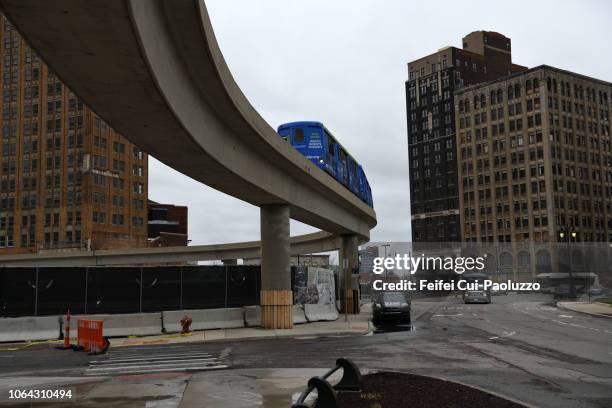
xmin=515 ymin=302 xmax=612 ymax=334
xmin=91 ymin=352 xmax=213 ymax=363
xmin=489 ymin=336 xmax=500 ymax=340
xmin=552 ymin=319 xmax=612 ymax=334
xmin=104 ymin=351 xmax=214 ymax=358
xmin=85 ymin=364 xmax=228 ymax=376
xmin=90 ymin=357 xmax=219 ymax=367
xmin=558 ymin=315 xmax=574 ymax=318
xmin=219 ymin=347 xmax=232 ymax=360
xmin=87 ymin=360 xmax=224 ymax=372
xmin=432 ymin=314 xmax=463 ymax=317
xmin=501 ymin=330 xmax=516 ymax=337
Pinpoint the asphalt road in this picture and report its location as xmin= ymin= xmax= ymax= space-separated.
xmin=1 ymin=294 xmax=611 ymax=407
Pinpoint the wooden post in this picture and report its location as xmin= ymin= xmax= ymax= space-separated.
xmin=260 ymin=290 xmax=293 ymax=329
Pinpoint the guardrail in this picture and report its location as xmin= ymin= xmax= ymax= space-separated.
xmin=292 ymin=358 xmax=362 ymax=408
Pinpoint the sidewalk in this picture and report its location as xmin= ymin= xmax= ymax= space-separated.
xmin=109 ymin=309 xmax=373 ymax=348
xmin=556 ymin=301 xmax=612 ymax=318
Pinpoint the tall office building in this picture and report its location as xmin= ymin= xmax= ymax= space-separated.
xmin=456 ymin=66 xmax=612 ymax=244
xmin=406 ymin=31 xmax=526 ymax=242
xmin=0 ymin=16 xmax=148 ymax=253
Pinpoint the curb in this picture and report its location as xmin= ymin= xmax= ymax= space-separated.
xmin=0 ymin=323 xmax=373 ymax=350
xmin=111 ymin=327 xmax=373 ymax=348
xmin=0 ymin=339 xmax=62 ymax=352
xmin=1 ymin=326 xmax=373 ymax=350
xmin=556 ymin=302 xmax=612 ymax=319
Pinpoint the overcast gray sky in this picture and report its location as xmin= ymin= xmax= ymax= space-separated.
xmin=147 ymin=0 xmax=612 ymax=245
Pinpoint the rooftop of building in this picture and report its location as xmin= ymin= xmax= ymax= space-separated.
xmin=148 ymin=199 xmax=188 ymax=209
xmin=455 ymin=64 xmax=612 ymax=95
xmin=407 ymin=31 xmax=513 ymax=66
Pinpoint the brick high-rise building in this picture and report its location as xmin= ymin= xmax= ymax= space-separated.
xmin=0 ymin=16 xmax=148 ymax=253
xmin=456 ymin=66 xmax=612 ymax=244
xmin=406 ymin=31 xmax=526 ymax=242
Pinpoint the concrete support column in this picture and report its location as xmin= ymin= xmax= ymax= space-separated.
xmin=339 ymin=234 xmax=359 ymax=314
xmin=260 ymin=204 xmax=292 ymax=329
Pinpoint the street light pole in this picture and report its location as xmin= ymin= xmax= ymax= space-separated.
xmin=382 ymin=244 xmax=390 ymax=283
xmin=559 ymin=227 xmax=577 ymax=299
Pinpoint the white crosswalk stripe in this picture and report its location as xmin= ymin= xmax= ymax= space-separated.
xmin=85 ymin=349 xmax=228 ymax=376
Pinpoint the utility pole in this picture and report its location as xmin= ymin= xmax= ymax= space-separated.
xmin=382 ymin=244 xmax=391 ymax=283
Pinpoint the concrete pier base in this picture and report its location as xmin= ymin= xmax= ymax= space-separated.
xmin=340 ymin=234 xmax=360 ymax=314
xmin=260 ymin=204 xmax=293 ymax=329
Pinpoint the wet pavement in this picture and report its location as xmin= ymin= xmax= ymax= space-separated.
xmin=1 ymin=294 xmax=612 ymax=407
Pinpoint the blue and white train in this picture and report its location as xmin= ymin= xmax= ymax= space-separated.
xmin=277 ymin=121 xmax=373 ymax=208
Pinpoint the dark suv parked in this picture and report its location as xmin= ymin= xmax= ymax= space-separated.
xmin=372 ymin=291 xmax=411 ymax=326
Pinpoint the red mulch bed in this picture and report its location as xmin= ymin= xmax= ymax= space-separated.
xmin=336 ymin=371 xmax=526 ymax=408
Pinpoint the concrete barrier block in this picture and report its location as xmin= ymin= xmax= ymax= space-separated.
xmin=74 ymin=313 xmax=162 ymax=337
xmin=293 ymin=305 xmax=307 ymax=324
xmin=304 ymin=304 xmax=338 ymax=322
xmin=243 ymin=306 xmax=260 ymax=327
xmin=163 ymin=308 xmax=245 ymax=333
xmin=0 ymin=316 xmax=60 ymax=342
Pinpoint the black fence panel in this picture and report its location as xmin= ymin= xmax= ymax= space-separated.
xmin=226 ymin=265 xmax=259 ymax=307
xmin=86 ymin=267 xmax=141 ymax=314
xmin=37 ymin=267 xmax=87 ymax=316
xmin=0 ymin=267 xmax=37 ymax=317
xmin=142 ymin=266 xmax=182 ymax=312
xmin=182 ymin=266 xmax=226 ymax=309
xmin=0 ymin=264 xmax=313 ymax=317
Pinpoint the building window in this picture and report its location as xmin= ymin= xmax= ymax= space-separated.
xmin=113 ymin=142 xmax=126 ymax=154
xmin=132 ymin=199 xmax=144 ymax=210
xmin=112 ymin=178 xmax=125 ymax=190
xmin=92 ymin=192 xmax=106 ymax=204
xmin=112 ymin=214 xmax=124 ymax=225
xmin=133 ymin=147 xmax=144 ymax=160
xmin=112 ymin=195 xmax=124 ymax=207
xmin=93 ymin=211 xmax=106 ymax=224
xmin=132 ymin=165 xmax=144 ymax=177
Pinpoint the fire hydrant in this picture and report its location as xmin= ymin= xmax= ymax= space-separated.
xmin=180 ymin=315 xmax=193 ymax=335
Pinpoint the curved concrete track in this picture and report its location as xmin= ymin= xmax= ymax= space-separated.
xmin=0 ymin=231 xmax=342 ymax=266
xmin=0 ymin=0 xmax=376 ymax=240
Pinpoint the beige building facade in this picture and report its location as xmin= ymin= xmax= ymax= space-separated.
xmin=0 ymin=16 xmax=148 ymax=253
xmin=456 ymin=65 xmax=611 ymax=278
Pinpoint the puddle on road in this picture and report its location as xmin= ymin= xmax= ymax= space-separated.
xmin=372 ymin=323 xmax=414 ymax=335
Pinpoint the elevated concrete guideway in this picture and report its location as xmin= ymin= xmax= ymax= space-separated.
xmin=0 ymin=231 xmax=343 ymax=267
xmin=0 ymin=0 xmax=376 ymax=327
xmin=0 ymin=0 xmax=376 ymax=237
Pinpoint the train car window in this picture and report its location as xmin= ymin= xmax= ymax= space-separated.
xmin=328 ymin=140 xmax=335 ymax=156
xmin=352 ymin=162 xmax=358 ymax=188
xmin=294 ymin=128 xmax=305 ymax=144
xmin=339 ymin=149 xmax=348 ymax=183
